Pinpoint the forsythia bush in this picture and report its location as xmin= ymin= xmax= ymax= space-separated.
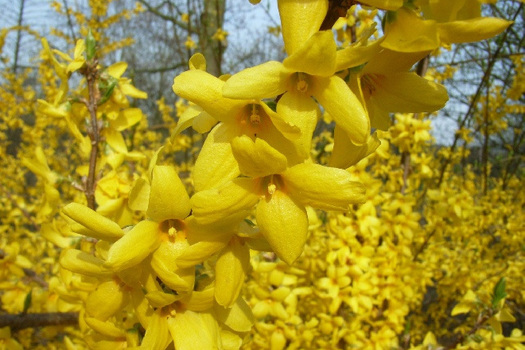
xmin=1 ymin=0 xmax=523 ymax=349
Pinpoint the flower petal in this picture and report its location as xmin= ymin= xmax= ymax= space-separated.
xmin=193 ymin=123 xmax=240 ymax=192
xmin=381 ymin=8 xmax=439 ymax=52
xmin=214 ymin=297 xmax=254 ymax=332
xmin=173 ymin=69 xmax=245 ymax=121
xmin=62 ymin=203 xmax=124 ymax=241
xmin=222 ymin=61 xmax=289 ymax=100
xmin=231 ymin=136 xmax=288 ymax=178
xmin=128 ymin=177 xmax=150 ymax=212
xmin=168 ymin=311 xmax=221 ymax=350
xmin=283 ymin=31 xmax=336 ymax=77
xmin=336 ymin=39 xmax=384 ymax=72
xmin=60 ymin=249 xmax=113 ymax=277
xmin=215 ymin=237 xmax=250 ymax=307
xmin=147 ymin=165 xmax=191 ymax=222
xmin=256 ymin=190 xmax=307 ymax=264
xmin=438 ymin=17 xmax=511 ymax=44
xmin=276 ymin=92 xmax=320 ymax=159
xmin=278 ymin=0 xmax=328 ymax=55
xmin=191 ymin=178 xmax=259 ymax=225
xmin=312 ymin=75 xmax=370 ymax=145
xmin=85 ymin=280 xmax=129 ymax=321
xmin=283 ymin=163 xmax=366 ymax=210
xmin=367 ymin=72 xmax=449 ymax=113
xmin=105 ymin=220 xmax=161 ymax=271
xmin=140 ymin=310 xmax=173 ymax=350
xmin=330 ymin=129 xmax=381 ymax=169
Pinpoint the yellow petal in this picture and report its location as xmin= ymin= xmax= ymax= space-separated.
xmin=60 ymin=249 xmax=113 ymax=277
xmin=140 ymin=310 xmax=173 ymax=349
xmin=191 ymin=178 xmax=259 ymax=225
xmin=192 ymin=110 xmax=217 ymax=133
xmin=182 ymin=286 xmax=216 ymax=312
xmin=283 ymin=31 xmax=336 ymax=77
xmin=256 ymin=190 xmax=307 ymax=264
xmin=120 ymin=83 xmax=148 ymax=99
xmin=312 ymin=75 xmax=370 ymax=145
xmin=214 ymin=238 xmax=250 ymax=307
xmin=177 ymin=218 xmax=232 ymax=268
xmin=278 ymin=0 xmax=328 ymax=55
xmin=382 ymin=8 xmax=439 ymax=52
xmin=84 ymin=317 xmax=126 ymax=339
xmin=85 ymin=280 xmax=129 ymax=321
xmin=214 ymin=297 xmax=254 ymax=332
xmin=336 ymin=39 xmax=384 ymax=72
xmin=128 ymin=177 xmax=150 ymax=212
xmin=330 ymin=129 xmax=381 ymax=169
xmin=147 ymin=165 xmax=191 ymax=222
xmin=107 ymin=62 xmax=127 ymax=79
xmin=171 ymin=104 xmax=202 ymax=137
xmin=276 ymin=92 xmax=320 ymax=160
xmin=222 ymin=61 xmax=289 ymax=100
xmin=438 ymin=17 xmax=511 ymax=44
xmin=104 ymin=128 xmax=128 ymax=154
xmin=193 ymin=123 xmax=240 ymax=192
xmin=62 ymin=203 xmax=124 ymax=241
xmin=151 ymin=241 xmax=195 ymax=292
xmin=168 ymin=311 xmax=221 ymax=350
xmin=105 ymin=220 xmax=161 ymax=271
xmin=111 ymin=108 xmax=143 ymax=131
xmin=365 ymin=72 xmax=449 ymax=113
xmin=189 ymin=52 xmax=206 ymax=71
xmin=231 ymin=136 xmax=288 ymax=178
xmin=283 ymin=163 xmax=366 ymax=210
xmin=173 ymin=69 xmax=245 ymax=121
xmin=145 ymin=290 xmax=180 ymax=308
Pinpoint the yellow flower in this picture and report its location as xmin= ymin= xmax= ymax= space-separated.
xmin=173 ymin=64 xmax=302 ymax=191
xmin=382 ymin=6 xmax=512 ymax=52
xmin=349 ymin=48 xmax=449 ymax=130
xmin=222 ymin=30 xmax=370 ymax=147
xmin=192 ymin=137 xmax=365 ymax=264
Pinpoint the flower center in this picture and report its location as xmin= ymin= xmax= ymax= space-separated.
xmin=361 ymin=73 xmax=381 ymax=97
xmin=260 ymin=174 xmax=285 ymax=198
xmin=159 ymin=219 xmax=186 ymax=242
xmin=295 ymin=72 xmax=309 ymax=93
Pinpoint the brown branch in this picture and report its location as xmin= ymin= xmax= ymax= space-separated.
xmin=22 ymin=268 xmax=49 ymax=289
xmin=445 ymin=309 xmax=495 ymax=349
xmin=436 ymin=5 xmax=522 ymax=188
xmin=0 ymin=312 xmax=79 ymax=332
xmin=412 ymin=229 xmax=436 ymax=262
xmin=82 ymin=59 xmax=101 ymax=210
xmin=401 ymin=151 xmax=411 ymax=194
xmin=320 ymin=0 xmax=357 ymax=31
xmin=12 ymin=0 xmax=26 ymax=74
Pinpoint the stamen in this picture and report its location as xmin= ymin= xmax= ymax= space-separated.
xmin=296 ymin=72 xmax=309 ymax=93
xmin=250 ymin=104 xmax=261 ymax=125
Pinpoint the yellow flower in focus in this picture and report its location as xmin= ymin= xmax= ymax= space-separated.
xmin=192 ymin=137 xmax=366 ymax=264
xmin=223 ymin=31 xmax=370 ymax=147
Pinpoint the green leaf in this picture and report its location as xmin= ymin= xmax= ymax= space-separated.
xmin=492 ymin=277 xmax=507 ymax=308
xmin=86 ymin=29 xmax=97 ymax=61
xmin=98 ymin=78 xmax=118 ymax=106
xmin=23 ymin=290 xmax=32 ymax=314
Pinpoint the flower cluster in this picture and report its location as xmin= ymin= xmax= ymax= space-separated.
xmin=1 ymin=0 xmax=522 ymax=349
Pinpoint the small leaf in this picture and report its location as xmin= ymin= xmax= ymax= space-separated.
xmin=23 ymin=290 xmax=32 ymax=314
xmin=86 ymin=29 xmax=96 ymax=60
xmin=492 ymin=277 xmax=507 ymax=308
xmin=98 ymin=78 xmax=118 ymax=105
